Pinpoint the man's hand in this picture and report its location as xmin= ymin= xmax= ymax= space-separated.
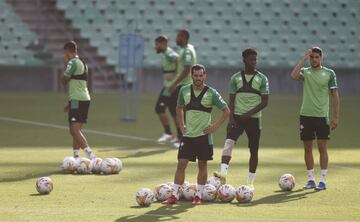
xmin=64 ymin=103 xmax=69 ymax=113
xmin=203 ymin=124 xmax=218 ymax=134
xmin=304 ymin=49 xmax=312 ymax=60
xmin=180 ymin=125 xmax=187 ymax=134
xmin=169 ymin=84 xmax=177 ymax=95
xmin=330 ymin=117 xmax=339 ymax=130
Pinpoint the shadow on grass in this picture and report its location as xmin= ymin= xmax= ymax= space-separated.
xmin=233 ymin=189 xmax=318 ymax=207
xmin=29 ymin=193 xmax=50 ymax=196
xmin=116 ymin=149 xmax=173 ymax=159
xmin=115 ymin=203 xmax=195 ymax=222
xmin=0 ymin=170 xmax=62 ymax=183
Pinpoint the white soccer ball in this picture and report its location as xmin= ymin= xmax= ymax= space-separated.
xmin=217 ymin=184 xmax=236 ymax=202
xmin=90 ymin=158 xmax=103 ymax=174
xmin=76 ymin=157 xmax=91 ymax=174
xmin=202 ymin=184 xmax=217 ymax=201
xmin=100 ymin=158 xmax=117 ymax=174
xmin=61 ymin=156 xmax=76 ymax=173
xmin=136 ymin=188 xmax=154 ymax=207
xmin=111 ymin=157 xmax=123 ymax=174
xmin=279 ymin=173 xmax=295 ymax=191
xmin=182 ymin=183 xmax=197 ymax=200
xmin=154 ymin=183 xmax=172 ymax=201
xmin=235 ymin=185 xmax=254 ymax=203
xmin=206 ymin=176 xmax=222 ymax=190
xmin=36 ymin=177 xmax=53 ymax=194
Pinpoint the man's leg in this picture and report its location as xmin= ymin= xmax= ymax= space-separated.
xmin=193 ymin=160 xmax=207 ymax=204
xmin=316 ymin=139 xmax=328 ymax=190
xmin=162 ymin=159 xmax=188 ymax=204
xmin=303 ymin=140 xmax=317 ymax=188
xmin=73 ymin=139 xmax=80 ymax=158
xmin=70 ymin=123 xmax=95 ymax=159
xmin=155 ymin=93 xmax=173 ymax=142
xmin=245 ymin=118 xmax=261 ymax=190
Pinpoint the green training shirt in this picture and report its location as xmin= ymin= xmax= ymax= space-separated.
xmin=162 ymin=47 xmax=178 ymax=96
xmin=229 ymin=71 xmax=269 ymax=118
xmin=299 ymin=66 xmax=337 ymax=117
xmin=177 ymin=44 xmax=197 ymax=86
xmin=177 ymin=84 xmax=227 ymax=138
xmin=64 ymin=56 xmax=91 ymax=101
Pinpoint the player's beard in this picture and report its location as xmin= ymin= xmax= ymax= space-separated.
xmin=194 ymin=80 xmax=203 ymax=87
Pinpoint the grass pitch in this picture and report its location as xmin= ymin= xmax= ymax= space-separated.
xmin=0 ymin=92 xmax=359 ymax=222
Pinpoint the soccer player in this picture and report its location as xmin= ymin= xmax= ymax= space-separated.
xmin=291 ymin=47 xmax=339 ymax=191
xmin=168 ymin=29 xmax=197 ymax=147
xmin=62 ymin=41 xmax=96 ymax=160
xmin=162 ymin=64 xmax=230 ymax=205
xmin=214 ymin=48 xmax=269 ymax=191
xmin=154 ymin=35 xmax=180 ymax=144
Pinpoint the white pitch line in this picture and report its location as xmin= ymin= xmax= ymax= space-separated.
xmin=0 ymin=116 xmax=155 ymax=142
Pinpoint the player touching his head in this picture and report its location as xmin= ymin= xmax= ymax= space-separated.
xmin=62 ymin=41 xmax=96 ymax=160
xmin=291 ymin=47 xmax=340 ymax=191
xmin=214 ymin=48 xmax=269 ymax=191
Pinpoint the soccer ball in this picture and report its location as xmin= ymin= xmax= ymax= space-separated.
xmin=154 ymin=183 xmax=172 ymax=201
xmin=279 ymin=173 xmax=296 ymax=191
xmin=36 ymin=177 xmax=53 ymax=194
xmin=90 ymin=158 xmax=102 ymax=174
xmin=217 ymin=184 xmax=236 ymax=202
xmin=182 ymin=183 xmax=197 ymax=200
xmin=235 ymin=185 xmax=254 ymax=203
xmin=100 ymin=158 xmax=117 ymax=174
xmin=206 ymin=176 xmax=222 ymax=190
xmin=136 ymin=188 xmax=154 ymax=207
xmin=76 ymin=157 xmax=91 ymax=174
xmin=60 ymin=156 xmax=76 ymax=173
xmin=202 ymin=184 xmax=217 ymax=201
xmin=111 ymin=157 xmax=123 ymax=174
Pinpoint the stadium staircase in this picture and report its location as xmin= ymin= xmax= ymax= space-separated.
xmin=5 ymin=0 xmax=119 ymax=91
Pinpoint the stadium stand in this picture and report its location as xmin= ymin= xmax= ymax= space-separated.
xmin=0 ymin=0 xmax=42 ymax=65
xmin=55 ymin=0 xmax=359 ymax=68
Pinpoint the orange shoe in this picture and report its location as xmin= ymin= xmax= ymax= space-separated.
xmin=192 ymin=195 xmax=201 ymax=205
xmin=161 ymin=195 xmax=177 ymax=205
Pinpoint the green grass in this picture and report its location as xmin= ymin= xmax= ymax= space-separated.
xmin=0 ymin=92 xmax=359 ymax=222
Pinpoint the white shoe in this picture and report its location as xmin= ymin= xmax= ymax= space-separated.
xmin=157 ymin=133 xmax=173 ymax=143
xmin=170 ymin=137 xmax=179 ymax=143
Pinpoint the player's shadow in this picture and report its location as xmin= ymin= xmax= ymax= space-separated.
xmin=114 ymin=203 xmax=195 ymax=222
xmin=117 ymin=149 xmax=172 ymax=159
xmin=234 ymin=189 xmax=317 ymax=207
xmin=0 ymin=170 xmax=62 ymax=183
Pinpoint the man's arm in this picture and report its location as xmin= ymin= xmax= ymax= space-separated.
xmin=169 ymin=65 xmax=190 ymax=94
xmin=62 ymin=76 xmax=71 ymax=85
xmin=203 ymin=106 xmax=230 ymax=134
xmin=330 ymin=89 xmax=340 ymax=130
xmin=176 ymin=104 xmax=187 ymax=134
xmin=291 ymin=49 xmax=311 ymax=80
xmin=240 ymin=94 xmax=269 ymax=119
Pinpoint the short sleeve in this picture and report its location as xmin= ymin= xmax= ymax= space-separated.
xmin=212 ymin=89 xmax=227 ymax=110
xmin=328 ymin=70 xmax=338 ymax=89
xmin=166 ymin=50 xmax=178 ymax=62
xmin=64 ymin=59 xmax=77 ymax=77
xmin=260 ymin=76 xmax=270 ymax=94
xmin=183 ymin=49 xmax=193 ymax=65
xmin=228 ymin=75 xmax=237 ymax=94
xmin=177 ymin=86 xmax=185 ymax=105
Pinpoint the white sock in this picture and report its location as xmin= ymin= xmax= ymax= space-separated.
xmin=196 ymin=184 xmax=204 ymax=198
xmin=172 ymin=183 xmax=181 ymax=199
xmin=307 ymin=169 xmax=315 ymax=181
xmin=83 ymin=147 xmax=96 ymax=159
xmin=220 ymin=163 xmax=229 ymax=176
xmin=320 ymin=169 xmax=328 ymax=184
xmin=73 ymin=149 xmax=80 ymax=158
xmin=247 ymin=172 xmax=256 ymax=183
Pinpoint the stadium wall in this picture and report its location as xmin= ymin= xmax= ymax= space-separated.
xmin=142 ymin=68 xmax=360 ymax=95
xmin=0 ymin=65 xmax=55 ymax=91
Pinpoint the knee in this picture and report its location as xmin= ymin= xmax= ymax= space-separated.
xmin=177 ymin=162 xmax=187 ymax=171
xmin=69 ymin=127 xmax=79 ymax=137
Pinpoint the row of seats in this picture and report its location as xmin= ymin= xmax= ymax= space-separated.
xmin=56 ymin=0 xmax=360 ymax=68
xmin=0 ymin=0 xmax=42 ymax=65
